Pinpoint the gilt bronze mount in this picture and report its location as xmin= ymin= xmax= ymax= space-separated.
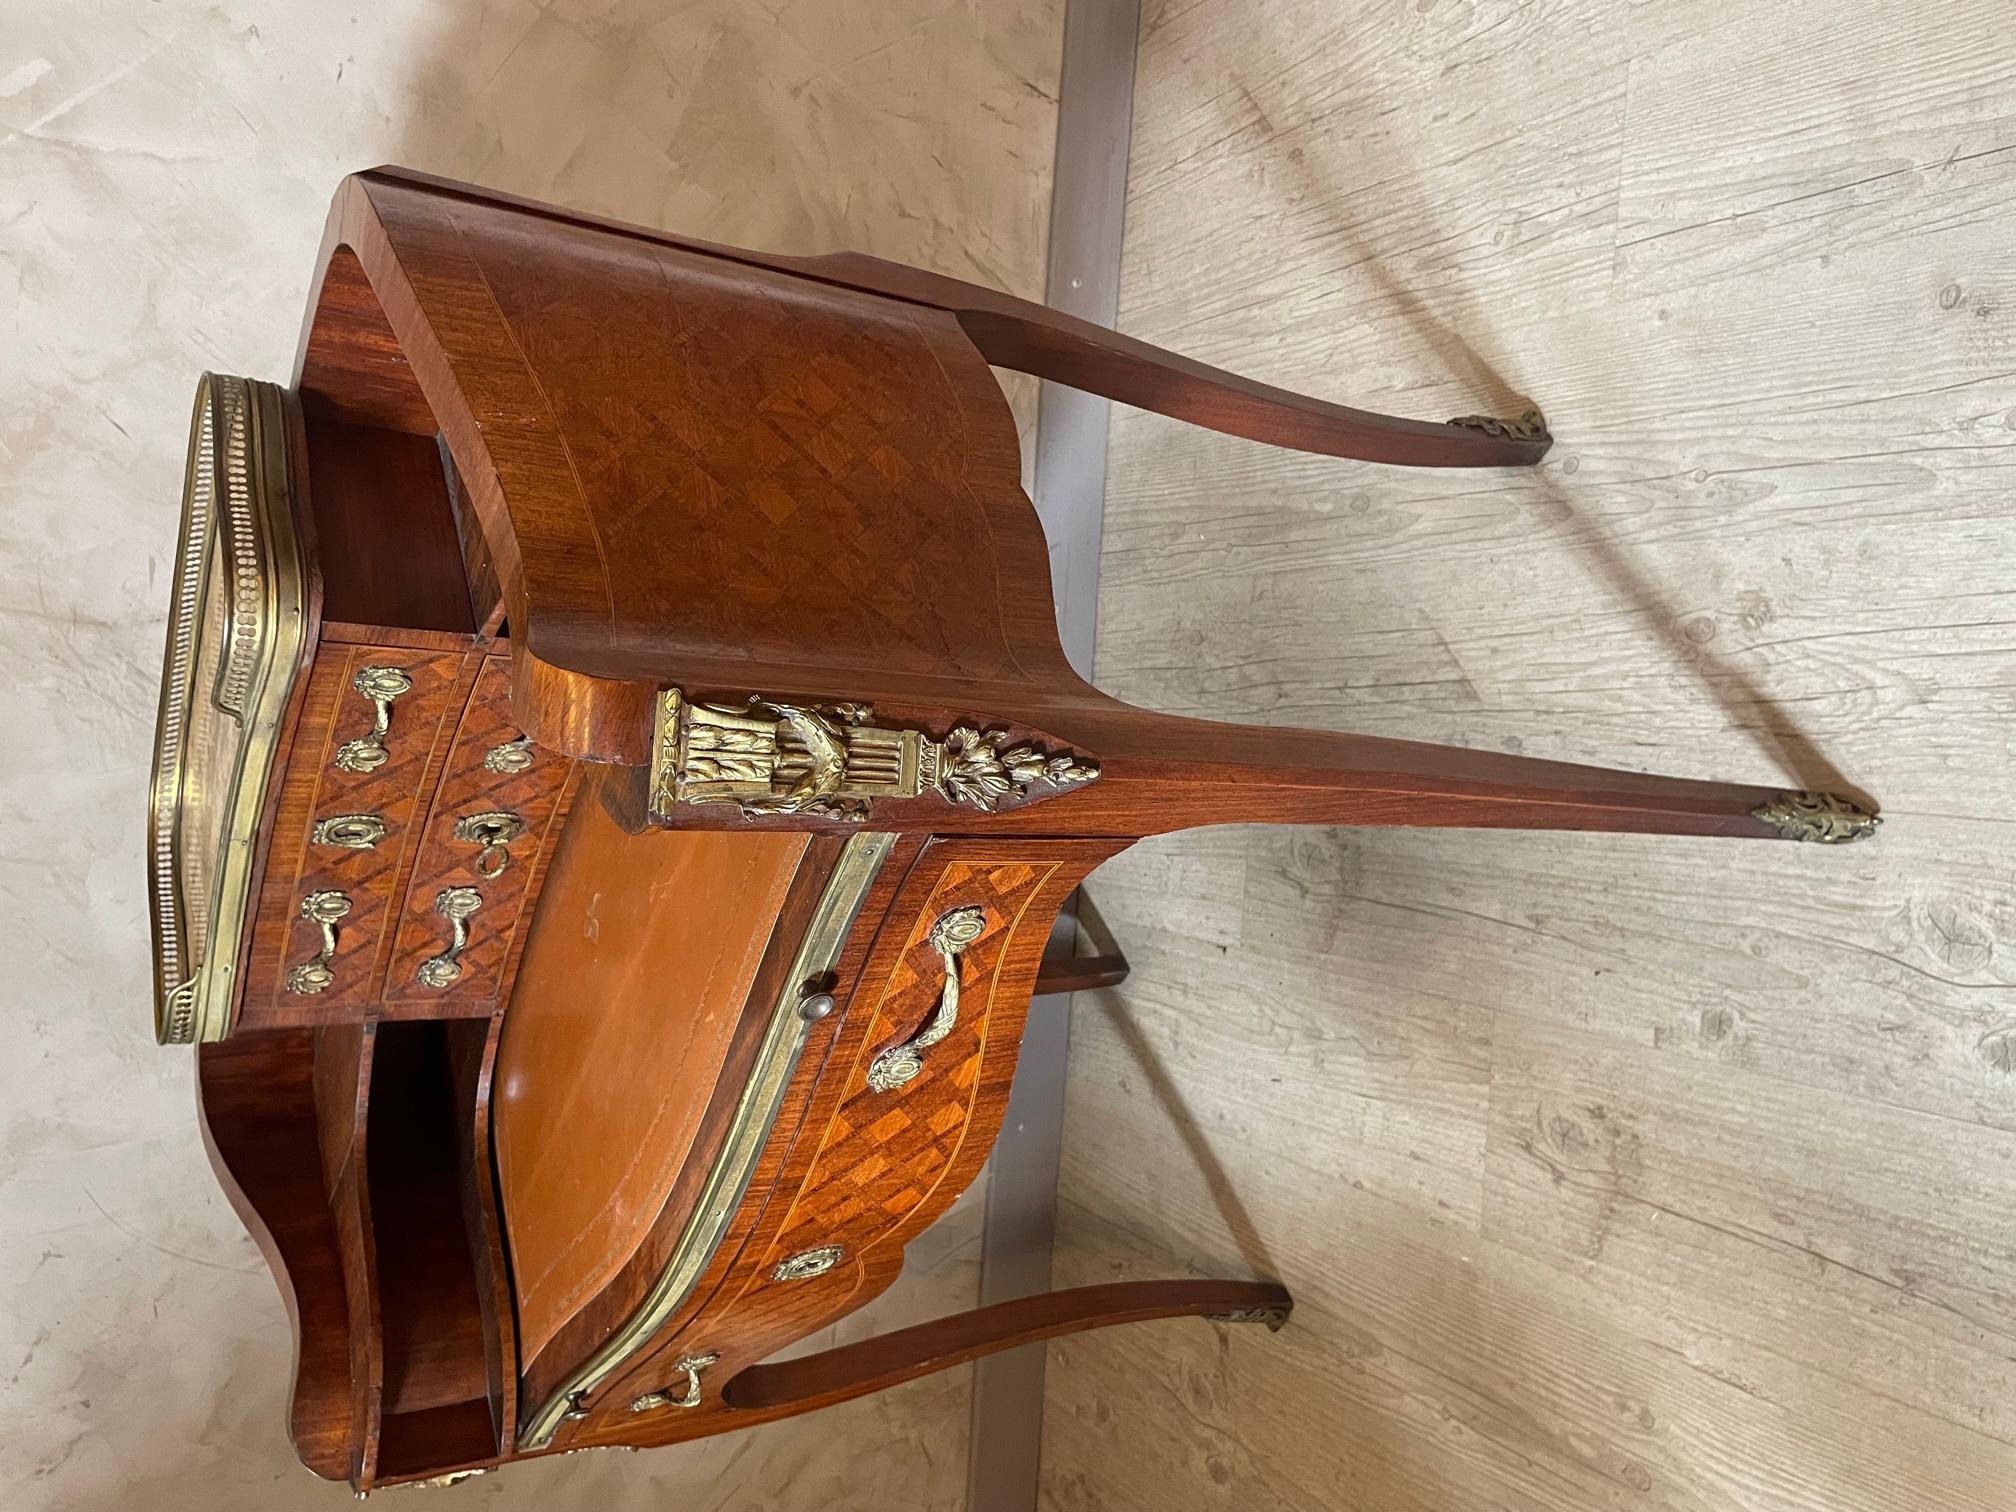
xmin=647 ymin=689 xmax=1099 ymax=823
xmin=1206 ymin=1303 xmax=1294 ymax=1331
xmin=1447 ymin=408 xmax=1550 ymax=443
xmin=1751 ymin=790 xmax=1881 ymax=844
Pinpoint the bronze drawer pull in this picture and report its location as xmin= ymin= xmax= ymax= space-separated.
xmin=310 ymin=813 xmax=386 ymax=850
xmin=285 ymin=890 xmax=351 ymax=995
xmin=629 ymin=1353 xmax=719 ymax=1413
xmin=772 ymin=1244 xmax=845 ymax=1282
xmin=482 ymin=735 xmax=535 ymax=774
xmin=333 ymin=665 xmax=412 ymax=774
xmin=453 ymin=810 xmax=526 ymax=878
xmin=417 ymin=886 xmax=482 ymax=988
xmin=866 ymin=906 xmax=987 ymax=1093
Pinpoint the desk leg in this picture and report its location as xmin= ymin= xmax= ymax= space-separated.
xmin=1029 ymin=706 xmax=1881 ymax=844
xmin=960 ymin=304 xmax=1550 ymax=468
xmin=717 ymin=1280 xmax=1292 ymax=1416
xmin=798 ymin=247 xmax=1549 ymax=469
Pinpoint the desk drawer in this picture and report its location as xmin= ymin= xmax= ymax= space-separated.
xmin=548 ymin=839 xmax=1125 ymax=1450
xmin=751 ymin=857 xmax=1059 ymax=1284
xmin=241 ymin=646 xmax=472 ymax=1025
xmin=238 ymin=645 xmax=571 ymax=1030
xmin=381 ymin=658 xmax=572 ymax=1010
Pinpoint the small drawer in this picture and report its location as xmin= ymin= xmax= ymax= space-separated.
xmin=240 ymin=646 xmax=476 ymax=1027
xmin=381 ymin=658 xmax=572 ymax=1011
xmin=752 ymin=856 xmax=1057 ymax=1286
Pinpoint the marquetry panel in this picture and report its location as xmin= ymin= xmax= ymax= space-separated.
xmin=464 ymin=228 xmax=1024 ymax=683
xmin=752 ymin=858 xmax=1056 ymax=1277
xmin=551 ymin=840 xmax=1128 ymax=1453
xmin=239 ymin=645 xmax=475 ymax=1029
xmin=382 ymin=658 xmax=572 ymax=1009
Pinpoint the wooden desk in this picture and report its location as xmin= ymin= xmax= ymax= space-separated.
xmin=151 ymin=169 xmax=1877 ymax=1491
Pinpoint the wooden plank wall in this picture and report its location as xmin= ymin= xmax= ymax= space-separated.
xmin=1042 ymin=1 xmax=2016 ymax=1507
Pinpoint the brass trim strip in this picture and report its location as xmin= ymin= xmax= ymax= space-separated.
xmin=517 ymin=831 xmax=898 ymax=1450
xmin=148 ymin=374 xmax=309 ymax=1044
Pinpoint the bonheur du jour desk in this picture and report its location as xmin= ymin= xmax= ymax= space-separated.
xmin=148 ymin=169 xmax=1878 ymax=1492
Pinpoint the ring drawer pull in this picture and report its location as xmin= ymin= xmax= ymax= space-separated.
xmin=628 ymin=1352 xmax=719 ymax=1413
xmin=418 ymin=886 xmax=483 ymax=988
xmin=867 ymin=905 xmax=987 ymax=1093
xmin=333 ymin=665 xmax=412 ymax=774
xmin=310 ymin=813 xmax=386 ymax=850
xmin=285 ymin=890 xmax=351 ymax=995
xmin=453 ymin=810 xmax=526 ymax=878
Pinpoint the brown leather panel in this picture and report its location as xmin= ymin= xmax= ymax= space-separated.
xmin=493 ymin=805 xmax=809 ymax=1363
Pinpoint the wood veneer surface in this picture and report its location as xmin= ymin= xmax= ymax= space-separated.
xmin=195 ymin=1031 xmax=356 ymax=1482
xmin=493 ymin=804 xmax=810 ymax=1364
